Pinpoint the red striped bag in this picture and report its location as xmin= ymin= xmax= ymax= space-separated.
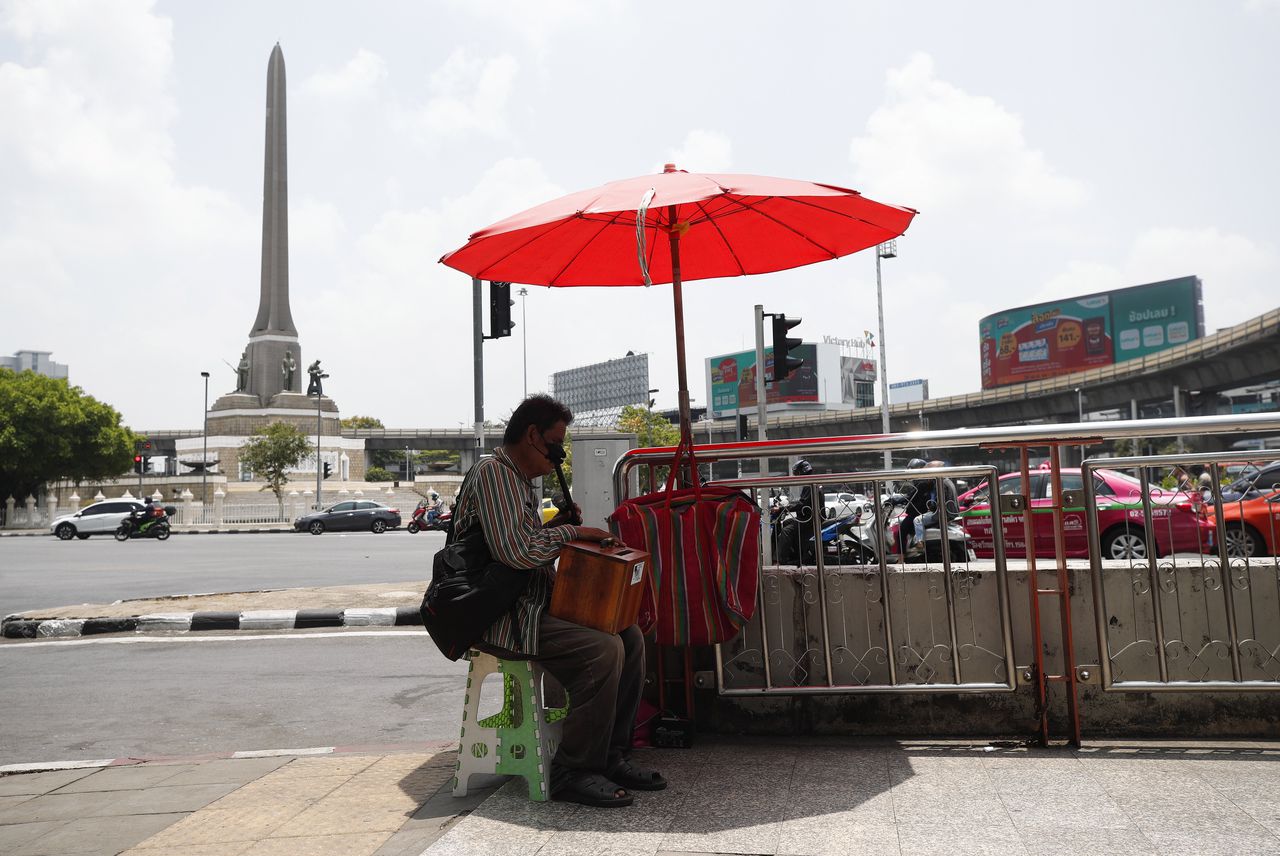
xmin=608 ymin=440 xmax=761 ymax=646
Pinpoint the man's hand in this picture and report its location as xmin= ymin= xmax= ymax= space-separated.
xmin=548 ymin=502 xmax=583 ymax=526
xmin=575 ymin=526 xmax=614 ymax=543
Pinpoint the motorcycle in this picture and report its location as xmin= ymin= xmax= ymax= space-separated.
xmin=407 ymin=503 xmax=451 ymax=534
xmin=115 ymin=505 xmax=174 ymax=541
xmin=829 ymin=494 xmax=971 ymax=565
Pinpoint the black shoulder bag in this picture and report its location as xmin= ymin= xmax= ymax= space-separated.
xmin=419 ymin=466 xmax=532 ymax=661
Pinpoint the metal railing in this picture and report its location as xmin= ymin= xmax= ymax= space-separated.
xmin=612 ymin=412 xmax=1280 ymax=743
xmin=1083 ymin=451 xmax=1280 ymax=692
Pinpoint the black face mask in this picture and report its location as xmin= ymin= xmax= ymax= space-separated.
xmin=542 ymin=438 xmax=567 ymax=465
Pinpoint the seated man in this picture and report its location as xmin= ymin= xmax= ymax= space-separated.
xmin=424 ymin=490 xmax=443 ymax=523
xmin=452 ymin=393 xmax=665 ymax=808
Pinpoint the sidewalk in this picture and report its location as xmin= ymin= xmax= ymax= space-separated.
xmin=3 ymin=582 xmax=427 ymax=638
xmin=2 ymin=738 xmax=1278 ymax=856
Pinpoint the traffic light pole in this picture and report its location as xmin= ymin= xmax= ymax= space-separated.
xmin=315 ymin=390 xmax=322 ymax=509
xmin=473 ymin=277 xmax=484 ymax=457
xmin=753 ymin=305 xmax=768 ymax=442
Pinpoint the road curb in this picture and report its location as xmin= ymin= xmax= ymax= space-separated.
xmin=2 ymin=605 xmax=423 ymax=639
xmin=0 ymin=739 xmax=458 ymax=776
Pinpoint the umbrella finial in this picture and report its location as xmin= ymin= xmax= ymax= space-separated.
xmin=663 ymin=162 xmax=678 ymax=173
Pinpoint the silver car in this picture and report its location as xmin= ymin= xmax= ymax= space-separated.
xmin=50 ymin=499 xmax=145 ymax=540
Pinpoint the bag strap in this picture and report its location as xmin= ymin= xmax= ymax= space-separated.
xmin=661 ymin=435 xmax=702 ymax=509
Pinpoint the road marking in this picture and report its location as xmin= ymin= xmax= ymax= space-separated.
xmin=0 ymin=629 xmax=430 ymax=650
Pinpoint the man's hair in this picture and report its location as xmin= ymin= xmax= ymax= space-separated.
xmin=503 ymin=394 xmax=573 ymax=445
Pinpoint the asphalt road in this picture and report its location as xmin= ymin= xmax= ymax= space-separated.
xmin=0 ymin=531 xmax=442 ymax=616
xmin=0 ymin=630 xmax=468 ymax=766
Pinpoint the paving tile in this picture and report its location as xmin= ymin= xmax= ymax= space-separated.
xmin=895 ymin=822 xmax=1030 ymax=856
xmin=52 ymin=764 xmax=198 ymax=793
xmin=121 ymin=844 xmax=253 ymax=856
xmin=0 ymin=820 xmax=69 ymax=852
xmin=242 ymin=831 xmax=392 ymax=855
xmin=0 ymin=793 xmax=36 ymax=811
xmin=205 ymin=775 xmax=350 ymax=811
xmin=418 ymin=813 xmax=555 ymax=856
xmin=13 ymin=812 xmax=187 ymax=855
xmin=1018 ymin=827 xmax=1158 ymax=856
xmin=1217 ymin=785 xmax=1280 ymax=835
xmin=775 ymin=816 xmax=902 ymax=856
xmin=373 ymin=824 xmax=451 ymax=856
xmin=131 ymin=804 xmax=310 ymax=848
xmin=0 ymin=768 xmax=98 ymax=796
xmin=105 ymin=782 xmax=243 ymax=815
xmin=658 ymin=809 xmax=783 ymax=855
xmin=999 ymin=792 xmax=1133 ymax=830
xmin=270 ymin=800 xmax=414 ymax=837
xmin=1140 ymin=826 xmax=1280 ymax=856
xmin=149 ymin=758 xmax=293 ymax=787
xmin=269 ymin=756 xmax=377 ymax=779
xmin=0 ymin=790 xmax=122 ymax=824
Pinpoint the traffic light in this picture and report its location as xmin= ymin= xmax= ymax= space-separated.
xmin=489 ymin=281 xmax=515 ymax=339
xmin=146 ymin=457 xmax=158 ymax=473
xmin=322 ymin=462 xmax=332 ymax=479
xmin=771 ymin=313 xmax=804 ymax=381
xmin=134 ymin=454 xmax=144 ymax=474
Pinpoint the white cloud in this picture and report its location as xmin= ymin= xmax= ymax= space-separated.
xmin=850 ymin=53 xmax=1088 ymax=214
xmin=661 ymin=130 xmax=733 ymax=174
xmin=300 ymin=48 xmax=387 ymax=100
xmin=402 ymin=48 xmax=519 ymax=141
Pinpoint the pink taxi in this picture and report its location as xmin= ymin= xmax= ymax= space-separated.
xmin=957 ymin=468 xmax=1214 ymax=560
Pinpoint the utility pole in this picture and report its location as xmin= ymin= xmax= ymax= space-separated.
xmin=200 ymin=371 xmax=210 ymax=506
xmin=519 ymin=287 xmax=529 ymax=398
xmin=875 ymin=240 xmax=897 ymax=470
xmin=473 ymin=277 xmax=484 ymax=459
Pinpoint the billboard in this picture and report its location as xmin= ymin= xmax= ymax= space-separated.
xmin=551 ymin=352 xmax=650 ymax=426
xmin=979 ymin=276 xmax=1203 ymax=389
xmin=707 ymin=343 xmax=865 ymax=417
xmin=889 ymin=378 xmax=929 ymax=404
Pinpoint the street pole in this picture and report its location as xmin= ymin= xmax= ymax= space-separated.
xmin=315 ymin=390 xmax=322 ymax=508
xmin=473 ymin=277 xmax=484 ymax=460
xmin=875 ymin=241 xmax=896 ymax=470
xmin=200 ymin=371 xmax=210 ymax=507
xmin=1076 ymin=387 xmax=1085 ymax=465
xmin=405 ymin=446 xmax=412 ymax=483
xmin=519 ymin=287 xmax=528 ymax=399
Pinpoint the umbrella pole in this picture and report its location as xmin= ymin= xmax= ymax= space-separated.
xmin=668 ymin=217 xmax=693 ymax=450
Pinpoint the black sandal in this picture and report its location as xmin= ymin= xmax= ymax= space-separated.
xmin=552 ymin=771 xmax=633 ymax=807
xmin=607 ymin=757 xmax=667 ymax=791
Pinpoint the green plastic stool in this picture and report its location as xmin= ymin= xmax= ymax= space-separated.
xmin=453 ymin=650 xmax=569 ymax=801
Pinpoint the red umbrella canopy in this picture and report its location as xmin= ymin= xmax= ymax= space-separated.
xmin=440 ymin=166 xmax=917 ymax=286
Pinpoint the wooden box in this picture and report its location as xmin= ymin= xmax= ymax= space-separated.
xmin=550 ymin=539 xmax=650 ymax=634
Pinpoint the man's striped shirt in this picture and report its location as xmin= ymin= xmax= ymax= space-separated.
xmin=452 ymin=447 xmax=580 ymax=655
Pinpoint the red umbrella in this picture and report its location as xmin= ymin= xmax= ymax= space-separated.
xmin=441 ymin=164 xmax=916 ymax=442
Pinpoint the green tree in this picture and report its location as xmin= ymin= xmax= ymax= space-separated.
xmin=365 ymin=466 xmax=395 ymax=482
xmin=617 ymin=405 xmax=680 ymax=492
xmin=238 ymin=422 xmax=313 ymax=514
xmin=341 ymin=414 xmax=401 ymax=468
xmin=0 ymin=369 xmax=135 ymax=499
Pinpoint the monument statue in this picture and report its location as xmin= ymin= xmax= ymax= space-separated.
xmin=236 ymin=350 xmax=250 ymax=392
xmin=281 ymin=351 xmax=297 ymax=390
xmin=306 ymin=360 xmax=325 ymax=396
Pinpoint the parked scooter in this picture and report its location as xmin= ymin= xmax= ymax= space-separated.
xmin=826 ymin=494 xmax=971 ymax=565
xmin=115 ymin=505 xmax=174 ymax=541
xmin=406 ymin=502 xmax=452 ymax=534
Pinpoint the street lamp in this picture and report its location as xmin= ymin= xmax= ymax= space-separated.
xmin=519 ymin=287 xmax=529 ymax=398
xmin=875 ymin=240 xmax=897 ymax=470
xmin=309 ymin=363 xmax=329 ymax=508
xmin=200 ymin=371 xmax=210 ymax=507
xmin=405 ymin=445 xmax=412 ymax=484
xmin=1075 ymin=386 xmax=1086 ymax=464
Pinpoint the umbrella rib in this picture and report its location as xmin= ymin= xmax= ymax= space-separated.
xmin=692 ymin=198 xmax=747 ymax=278
xmin=546 ymin=210 xmax=627 ymax=285
xmin=726 ymin=196 xmax=843 ymax=258
xmin=469 ymin=215 xmax=590 ymax=282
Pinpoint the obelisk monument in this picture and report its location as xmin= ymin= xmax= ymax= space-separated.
xmin=208 ymin=44 xmax=339 ymax=437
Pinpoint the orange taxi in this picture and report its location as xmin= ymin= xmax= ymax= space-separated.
xmin=1208 ymin=490 xmax=1280 ymax=558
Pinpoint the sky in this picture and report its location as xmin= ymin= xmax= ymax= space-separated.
xmin=2 ymin=0 xmax=1278 ymax=431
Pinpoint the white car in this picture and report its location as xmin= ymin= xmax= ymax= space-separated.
xmin=824 ymin=492 xmax=870 ymax=518
xmin=50 ymin=499 xmax=145 ymax=540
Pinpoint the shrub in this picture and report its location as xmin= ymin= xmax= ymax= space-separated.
xmin=365 ymin=466 xmax=395 ymax=482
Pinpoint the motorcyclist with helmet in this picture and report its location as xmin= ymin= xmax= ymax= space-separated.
xmin=776 ymin=459 xmax=825 ymax=565
xmin=898 ymin=459 xmax=958 ymax=556
xmin=424 ymin=489 xmax=444 ymax=524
